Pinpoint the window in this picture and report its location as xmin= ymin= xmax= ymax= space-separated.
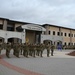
xmin=0 ymin=24 xmax=3 ymax=30
xmin=48 ymin=31 xmax=50 ymax=34
xmin=71 ymin=43 xmax=73 ymax=45
xmin=61 ymin=32 xmax=63 ymax=36
xmin=74 ymin=34 xmax=75 ymax=37
xmin=57 ymin=32 xmax=60 ymax=36
xmin=71 ymin=34 xmax=73 ymax=37
xmin=53 ymin=31 xmax=55 ymax=35
xmin=68 ymin=33 xmax=70 ymax=37
xmin=64 ymin=42 xmax=66 ymax=45
xmin=64 ymin=33 xmax=67 ymax=36
xmin=7 ymin=25 xmax=14 ymax=31
xmin=68 ymin=43 xmax=70 ymax=45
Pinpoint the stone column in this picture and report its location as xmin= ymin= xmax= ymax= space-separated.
xmin=22 ymin=29 xmax=25 ymax=43
xmin=46 ymin=26 xmax=49 ymax=35
xmin=3 ymin=20 xmax=7 ymax=30
xmin=5 ymin=33 xmax=7 ymax=43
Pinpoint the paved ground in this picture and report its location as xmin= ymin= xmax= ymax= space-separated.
xmin=0 ymin=49 xmax=75 ymax=75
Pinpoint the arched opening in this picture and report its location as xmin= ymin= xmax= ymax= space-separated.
xmin=0 ymin=37 xmax=4 ymax=43
xmin=55 ymin=40 xmax=62 ymax=49
xmin=8 ymin=38 xmax=22 ymax=43
xmin=43 ymin=40 xmax=52 ymax=45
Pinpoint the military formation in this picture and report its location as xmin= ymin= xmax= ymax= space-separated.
xmin=0 ymin=42 xmax=55 ymax=58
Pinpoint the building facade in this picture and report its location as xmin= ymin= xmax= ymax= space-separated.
xmin=0 ymin=18 xmax=45 ymax=44
xmin=0 ymin=17 xmax=75 ymax=46
xmin=41 ymin=24 xmax=75 ymax=46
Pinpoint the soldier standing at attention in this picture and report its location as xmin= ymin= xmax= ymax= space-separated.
xmin=46 ymin=44 xmax=51 ymax=57
xmin=23 ymin=43 xmax=29 ymax=57
xmin=13 ymin=43 xmax=16 ymax=56
xmin=6 ymin=42 xmax=11 ymax=58
xmin=32 ymin=44 xmax=36 ymax=57
xmin=16 ymin=43 xmax=21 ymax=58
xmin=40 ymin=43 xmax=44 ymax=57
xmin=36 ymin=44 xmax=40 ymax=56
xmin=51 ymin=44 xmax=55 ymax=56
xmin=20 ymin=43 xmax=23 ymax=55
xmin=0 ymin=42 xmax=3 ymax=54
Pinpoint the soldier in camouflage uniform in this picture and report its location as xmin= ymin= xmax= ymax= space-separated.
xmin=36 ymin=44 xmax=40 ymax=56
xmin=23 ymin=43 xmax=29 ymax=57
xmin=13 ymin=43 xmax=17 ymax=56
xmin=6 ymin=42 xmax=11 ymax=58
xmin=0 ymin=42 xmax=3 ymax=54
xmin=29 ymin=44 xmax=33 ymax=56
xmin=46 ymin=44 xmax=51 ymax=57
xmin=15 ymin=43 xmax=21 ymax=58
xmin=51 ymin=44 xmax=55 ymax=56
xmin=31 ymin=44 xmax=36 ymax=57
xmin=40 ymin=43 xmax=45 ymax=57
xmin=20 ymin=43 xmax=23 ymax=55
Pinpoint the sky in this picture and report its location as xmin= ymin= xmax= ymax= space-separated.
xmin=0 ymin=0 xmax=75 ymax=28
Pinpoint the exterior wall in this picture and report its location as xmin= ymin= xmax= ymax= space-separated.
xmin=0 ymin=30 xmax=25 ymax=43
xmin=71 ymin=30 xmax=75 ymax=45
xmin=0 ymin=20 xmax=3 ymax=24
xmin=1 ymin=17 xmax=75 ymax=45
xmin=3 ymin=20 xmax=7 ymax=30
xmin=60 ymin=28 xmax=71 ymax=45
xmin=45 ymin=26 xmax=49 ymax=35
xmin=48 ymin=26 xmax=59 ymax=35
xmin=43 ymin=25 xmax=75 ymax=46
xmin=41 ymin=35 xmax=63 ymax=43
xmin=15 ymin=23 xmax=22 ymax=31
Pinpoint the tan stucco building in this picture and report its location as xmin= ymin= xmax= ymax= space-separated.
xmin=42 ymin=24 xmax=75 ymax=46
xmin=0 ymin=17 xmax=45 ymax=44
xmin=0 ymin=17 xmax=75 ymax=46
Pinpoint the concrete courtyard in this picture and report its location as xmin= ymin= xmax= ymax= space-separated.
xmin=0 ymin=49 xmax=75 ymax=75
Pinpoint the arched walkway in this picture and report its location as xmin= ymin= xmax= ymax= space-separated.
xmin=0 ymin=30 xmax=25 ymax=43
xmin=43 ymin=40 xmax=52 ymax=45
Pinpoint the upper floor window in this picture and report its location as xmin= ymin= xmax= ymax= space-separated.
xmin=68 ymin=33 xmax=70 ymax=37
xmin=48 ymin=31 xmax=50 ymax=35
xmin=53 ymin=31 xmax=55 ymax=35
xmin=7 ymin=24 xmax=15 ymax=31
xmin=61 ymin=32 xmax=63 ymax=36
xmin=57 ymin=32 xmax=60 ymax=36
xmin=64 ymin=33 xmax=67 ymax=36
xmin=74 ymin=34 xmax=75 ymax=37
xmin=71 ymin=34 xmax=73 ymax=37
xmin=0 ymin=24 xmax=3 ymax=30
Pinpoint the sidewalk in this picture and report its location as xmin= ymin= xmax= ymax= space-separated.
xmin=0 ymin=49 xmax=75 ymax=75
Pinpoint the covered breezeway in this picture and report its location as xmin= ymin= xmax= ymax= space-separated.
xmin=0 ymin=30 xmax=25 ymax=43
xmin=41 ymin=35 xmax=63 ymax=46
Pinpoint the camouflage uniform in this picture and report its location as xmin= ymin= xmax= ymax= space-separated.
xmin=39 ymin=44 xmax=42 ymax=57
xmin=46 ymin=44 xmax=50 ymax=57
xmin=16 ymin=43 xmax=21 ymax=58
xmin=13 ymin=43 xmax=16 ymax=56
xmin=29 ymin=44 xmax=33 ymax=56
xmin=32 ymin=44 xmax=36 ymax=57
xmin=20 ymin=43 xmax=23 ymax=55
xmin=6 ymin=43 xmax=11 ymax=58
xmin=51 ymin=44 xmax=55 ymax=56
xmin=36 ymin=44 xmax=40 ymax=56
xmin=0 ymin=42 xmax=3 ymax=54
xmin=23 ymin=43 xmax=29 ymax=57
